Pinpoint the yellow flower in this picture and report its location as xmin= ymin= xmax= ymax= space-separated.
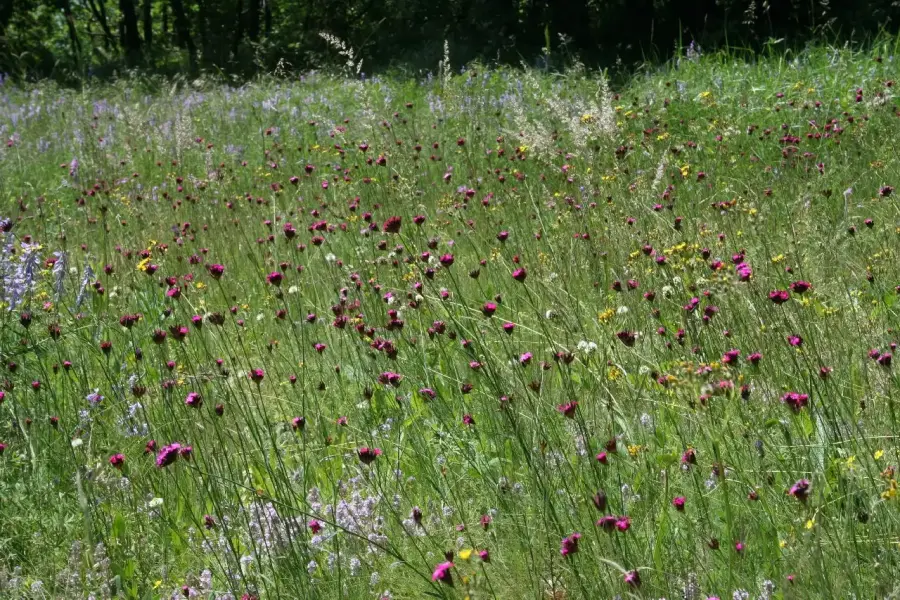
xmin=805 ymin=518 xmax=815 ymax=530
xmin=195 ymin=282 xmax=206 ymax=290
xmin=580 ymin=113 xmax=594 ymax=124
xmin=657 ymin=132 xmax=669 ymax=141
xmin=875 ymin=449 xmax=885 ymax=460
xmin=136 ymin=257 xmax=151 ymax=272
xmin=598 ymin=308 xmax=615 ymax=323
xmin=679 ymin=164 xmax=690 ymax=178
xmin=607 ymin=366 xmax=621 ymax=381
xmin=627 ymin=444 xmax=642 ymax=457
xmin=779 ymin=540 xmax=787 ymax=549
xmin=458 ymin=549 xmax=473 ymax=561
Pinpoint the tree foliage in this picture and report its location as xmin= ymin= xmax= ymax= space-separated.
xmin=1 ymin=0 xmax=898 ymax=81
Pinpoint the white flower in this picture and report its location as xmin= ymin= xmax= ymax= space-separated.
xmin=576 ymin=340 xmax=598 ymax=354
xmin=616 ymin=306 xmax=629 ymax=315
xmin=71 ymin=438 xmax=83 ymax=448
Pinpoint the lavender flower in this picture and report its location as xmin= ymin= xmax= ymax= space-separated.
xmin=75 ymin=261 xmax=95 ymax=308
xmin=52 ymin=251 xmax=67 ymax=299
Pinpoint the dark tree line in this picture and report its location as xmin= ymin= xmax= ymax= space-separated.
xmin=0 ymin=0 xmax=898 ymax=81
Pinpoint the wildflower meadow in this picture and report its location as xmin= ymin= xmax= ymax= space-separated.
xmin=1 ymin=39 xmax=900 ymax=600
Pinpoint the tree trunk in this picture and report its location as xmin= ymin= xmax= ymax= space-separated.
xmin=231 ymin=0 xmax=244 ymax=57
xmin=169 ymin=0 xmax=197 ymax=70
xmin=60 ymin=0 xmax=82 ymax=66
xmin=119 ymin=0 xmax=142 ymax=63
xmin=143 ymin=0 xmax=153 ymax=48
xmin=246 ymin=0 xmax=259 ymax=41
xmin=263 ymin=0 xmax=271 ymax=37
xmin=0 ymin=0 xmax=13 ymax=47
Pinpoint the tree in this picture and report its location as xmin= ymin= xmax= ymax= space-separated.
xmin=59 ymin=0 xmax=82 ymax=67
xmin=120 ymin=0 xmax=142 ymax=63
xmin=143 ymin=0 xmax=152 ymax=49
xmin=169 ymin=0 xmax=196 ymax=70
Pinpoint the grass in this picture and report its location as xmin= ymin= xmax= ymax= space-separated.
xmin=0 ymin=39 xmax=899 ymax=600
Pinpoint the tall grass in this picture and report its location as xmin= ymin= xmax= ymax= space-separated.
xmin=0 ymin=40 xmax=899 ymax=599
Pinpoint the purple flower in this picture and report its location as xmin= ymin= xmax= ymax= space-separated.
xmin=788 ymin=479 xmax=810 ymax=502
xmin=156 ymin=443 xmax=182 ymax=468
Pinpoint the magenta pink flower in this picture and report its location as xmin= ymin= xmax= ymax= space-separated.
xmin=511 ymin=268 xmax=527 ymax=282
xmin=616 ymin=330 xmax=637 ymax=347
xmin=769 ymin=289 xmax=790 ymax=304
xmin=357 ymin=447 xmax=382 ymax=465
xmin=560 ymin=532 xmax=581 ymax=557
xmin=382 ymin=216 xmax=402 ymax=233
xmin=672 ymin=496 xmax=686 ymax=511
xmin=722 ymin=349 xmax=740 ymax=364
xmin=781 ymin=392 xmax=809 ymax=412
xmin=557 ymin=401 xmax=577 ymax=418
xmin=432 ymin=561 xmax=454 ymax=584
xmin=624 ymin=570 xmax=641 ymax=587
xmin=109 ymin=453 xmax=125 ymax=469
xmin=378 ymin=371 xmax=403 ymax=386
xmin=789 ymin=280 xmax=812 ymax=294
xmin=185 ymin=392 xmax=202 ymax=408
